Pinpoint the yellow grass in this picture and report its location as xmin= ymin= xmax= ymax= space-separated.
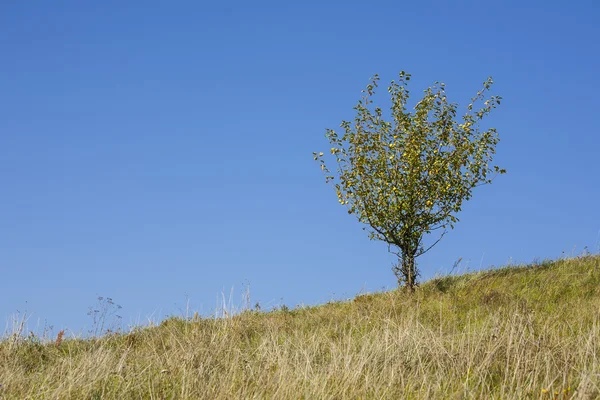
xmin=1 ymin=256 xmax=599 ymax=399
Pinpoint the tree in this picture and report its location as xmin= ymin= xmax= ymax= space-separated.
xmin=314 ymin=72 xmax=505 ymax=291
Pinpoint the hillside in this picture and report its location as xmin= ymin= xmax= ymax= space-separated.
xmin=2 ymin=256 xmax=600 ymax=399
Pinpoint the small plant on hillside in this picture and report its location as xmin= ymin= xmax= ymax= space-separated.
xmin=315 ymin=72 xmax=505 ymax=290
xmin=87 ymin=296 xmax=122 ymax=337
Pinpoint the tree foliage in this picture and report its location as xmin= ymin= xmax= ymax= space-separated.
xmin=314 ymin=72 xmax=505 ymax=290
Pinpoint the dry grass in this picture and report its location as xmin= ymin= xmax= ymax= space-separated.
xmin=1 ymin=256 xmax=600 ymax=399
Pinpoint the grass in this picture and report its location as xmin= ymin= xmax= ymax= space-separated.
xmin=1 ymin=255 xmax=600 ymax=399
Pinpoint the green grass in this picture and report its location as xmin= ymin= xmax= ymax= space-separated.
xmin=2 ymin=255 xmax=600 ymax=399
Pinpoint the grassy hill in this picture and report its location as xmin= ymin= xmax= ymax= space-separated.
xmin=2 ymin=255 xmax=600 ymax=399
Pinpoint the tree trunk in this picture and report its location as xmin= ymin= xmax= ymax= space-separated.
xmin=402 ymin=254 xmax=417 ymax=292
xmin=393 ymin=251 xmax=417 ymax=292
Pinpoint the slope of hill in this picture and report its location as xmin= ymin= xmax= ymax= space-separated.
xmin=2 ymin=255 xmax=600 ymax=399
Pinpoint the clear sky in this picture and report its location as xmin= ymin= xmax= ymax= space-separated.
xmin=2 ymin=0 xmax=599 ymax=335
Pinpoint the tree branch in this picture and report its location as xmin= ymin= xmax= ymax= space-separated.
xmin=416 ymin=230 xmax=447 ymax=257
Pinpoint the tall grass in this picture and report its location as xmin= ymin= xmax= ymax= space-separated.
xmin=1 ymin=256 xmax=599 ymax=399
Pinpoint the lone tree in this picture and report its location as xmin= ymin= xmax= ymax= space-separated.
xmin=314 ymin=72 xmax=505 ymax=291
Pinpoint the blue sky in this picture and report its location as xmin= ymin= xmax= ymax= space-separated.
xmin=1 ymin=0 xmax=599 ymax=334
